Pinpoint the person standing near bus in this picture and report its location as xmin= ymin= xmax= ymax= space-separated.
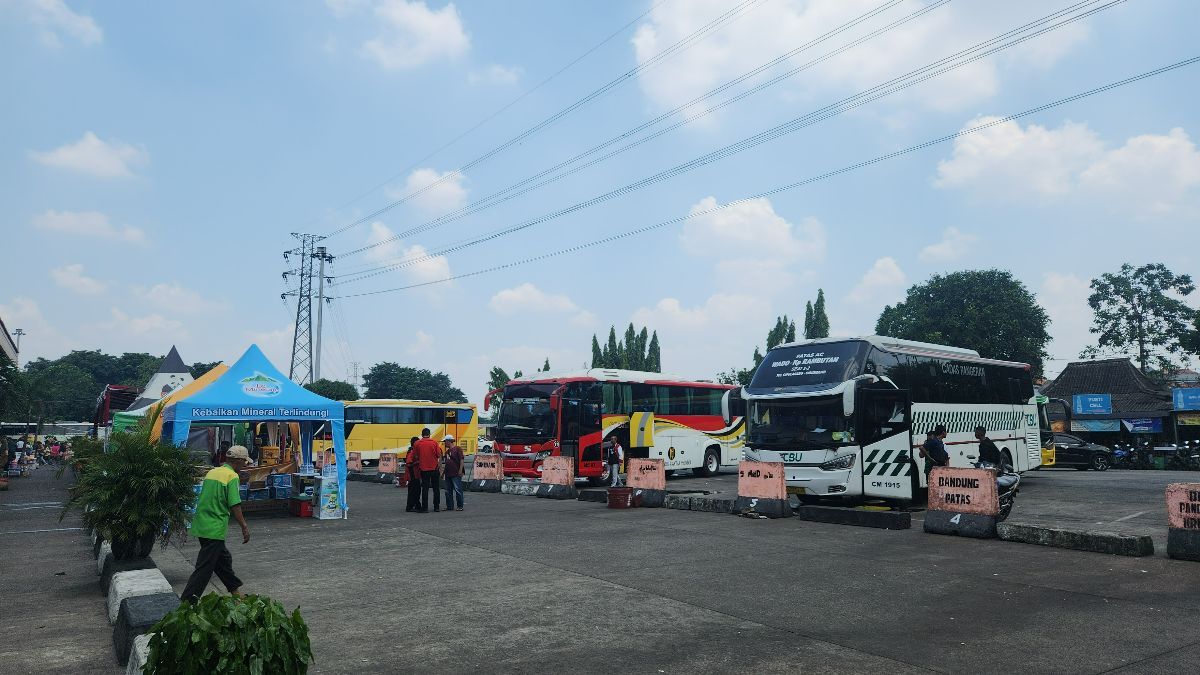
xmin=414 ymin=428 xmax=442 ymax=512
xmin=975 ymin=426 xmax=1003 ymax=467
xmin=920 ymin=424 xmax=949 ymax=477
xmin=606 ymin=434 xmax=624 ymax=487
xmin=442 ymin=435 xmax=465 ymax=511
xmin=405 ymin=436 xmax=422 ymax=512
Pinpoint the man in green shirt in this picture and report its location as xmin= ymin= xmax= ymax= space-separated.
xmin=182 ymin=445 xmax=252 ymax=603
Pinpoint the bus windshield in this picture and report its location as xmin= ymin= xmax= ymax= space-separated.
xmin=747 ymin=396 xmax=854 ymax=449
xmin=749 ymin=341 xmax=867 ymax=393
xmin=496 ymin=383 xmax=559 ymax=442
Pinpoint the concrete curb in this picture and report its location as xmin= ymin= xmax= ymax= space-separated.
xmin=631 ymin=488 xmax=666 ymax=508
xmin=663 ymin=495 xmax=735 ymax=514
xmin=376 ymin=472 xmax=395 ymax=485
xmin=93 ymin=534 xmax=106 ymax=560
xmin=500 ymin=482 xmax=540 ymax=497
xmin=577 ymin=489 xmax=607 ymax=503
xmin=997 ymin=522 xmax=1155 ymax=557
xmin=100 ymin=557 xmax=156 ymax=595
xmin=113 ymin=593 xmax=178 ymax=666
xmin=923 ymin=510 xmax=992 ymax=537
xmin=467 ymin=479 xmax=503 ymax=493
xmin=1168 ymin=528 xmax=1200 ymax=562
xmin=535 ymin=484 xmax=578 ymax=500
xmin=97 ymin=541 xmax=113 ymax=575
xmin=797 ymin=505 xmax=911 ymax=530
xmin=107 ymin=569 xmax=173 ymax=624
xmin=734 ymin=496 xmax=792 ymax=519
xmin=125 ymin=633 xmax=153 ymax=675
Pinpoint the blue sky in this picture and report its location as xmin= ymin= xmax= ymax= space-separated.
xmin=2 ymin=0 xmax=1198 ymax=404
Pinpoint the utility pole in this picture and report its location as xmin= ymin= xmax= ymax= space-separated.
xmin=282 ymin=233 xmax=322 ymax=384
xmin=13 ymin=328 xmax=25 ymax=367
xmin=313 ymin=246 xmax=334 ymax=382
xmin=351 ymin=361 xmax=361 ymax=396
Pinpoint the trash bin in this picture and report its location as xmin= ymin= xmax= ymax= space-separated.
xmin=607 ymin=487 xmax=633 ymax=509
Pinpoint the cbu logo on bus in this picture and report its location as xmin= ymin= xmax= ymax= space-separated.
xmin=779 ymin=452 xmax=804 ymax=463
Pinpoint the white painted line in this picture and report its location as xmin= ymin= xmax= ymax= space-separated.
xmin=0 ymin=501 xmax=64 ymax=507
xmin=0 ymin=527 xmax=86 ymax=535
xmin=1112 ymin=511 xmax=1146 ymax=523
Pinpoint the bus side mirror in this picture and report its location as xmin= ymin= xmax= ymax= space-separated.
xmin=549 ymin=394 xmax=560 ymax=412
xmin=721 ymin=390 xmax=731 ymax=427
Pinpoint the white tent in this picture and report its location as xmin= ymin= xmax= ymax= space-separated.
xmin=126 ymin=346 xmax=194 ymax=414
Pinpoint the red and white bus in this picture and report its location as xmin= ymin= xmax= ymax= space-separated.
xmin=488 ymin=369 xmax=745 ymax=485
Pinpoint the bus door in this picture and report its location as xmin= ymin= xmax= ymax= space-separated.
xmin=857 ymin=388 xmax=914 ymax=500
xmin=561 ymin=397 xmax=603 ymax=476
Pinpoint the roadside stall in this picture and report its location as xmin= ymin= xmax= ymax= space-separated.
xmin=160 ymin=344 xmax=349 ymax=519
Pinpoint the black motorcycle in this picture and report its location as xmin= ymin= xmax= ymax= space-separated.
xmin=977 ymin=461 xmax=1020 ymax=521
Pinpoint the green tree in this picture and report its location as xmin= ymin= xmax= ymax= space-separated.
xmin=804 ymin=302 xmax=814 ymax=340
xmin=541 ymin=358 xmax=551 ymax=372
xmin=876 ymin=269 xmax=1051 ymax=375
xmin=115 ymin=352 xmax=162 ymax=386
xmin=622 ymin=324 xmax=639 ymax=369
xmin=590 ymin=336 xmax=604 ymax=368
xmin=304 ymin=378 xmax=359 ymax=401
xmin=1084 ymin=263 xmax=1196 ymax=373
xmin=190 ymin=361 xmax=221 ymax=379
xmin=604 ymin=327 xmax=619 ymax=368
xmin=646 ymin=331 xmax=661 ymax=372
xmin=1182 ymin=312 xmax=1200 ymax=359
xmin=0 ymin=353 xmax=28 ymax=419
xmin=486 ymin=366 xmax=511 ymax=411
xmin=363 ymin=363 xmax=466 ymax=402
xmin=810 ymin=289 xmax=830 ymax=338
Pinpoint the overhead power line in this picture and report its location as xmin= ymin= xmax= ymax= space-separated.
xmin=336 ymin=0 xmax=1123 ymax=285
xmin=336 ymin=0 xmax=929 ymax=265
xmin=332 ymin=54 xmax=1200 ymax=299
xmin=321 ymin=0 xmax=770 ymax=239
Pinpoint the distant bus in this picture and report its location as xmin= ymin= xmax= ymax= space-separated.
xmin=732 ymin=336 xmax=1042 ymax=503
xmin=316 ymin=399 xmax=478 ymax=467
xmin=491 ymin=369 xmax=744 ymax=485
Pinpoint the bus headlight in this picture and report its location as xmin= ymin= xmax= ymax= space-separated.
xmin=820 ymin=454 xmax=855 ymax=471
xmin=533 ymin=451 xmax=551 ymax=461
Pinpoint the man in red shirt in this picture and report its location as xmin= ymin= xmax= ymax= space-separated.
xmin=413 ymin=428 xmax=443 ymax=513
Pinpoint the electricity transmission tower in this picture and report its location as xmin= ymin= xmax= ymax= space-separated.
xmin=282 ymin=234 xmax=333 ymax=384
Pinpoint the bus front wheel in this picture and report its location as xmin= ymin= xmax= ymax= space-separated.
xmin=693 ymin=447 xmax=720 ymax=477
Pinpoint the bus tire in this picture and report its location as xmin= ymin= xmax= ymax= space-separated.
xmin=1001 ymin=450 xmax=1014 ymax=472
xmin=693 ymin=447 xmax=720 ymax=477
xmin=588 ymin=464 xmax=611 ymax=488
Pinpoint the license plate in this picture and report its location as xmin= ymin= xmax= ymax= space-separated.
xmin=787 ymin=486 xmax=807 ymax=495
xmin=778 ymin=452 xmax=803 ymax=463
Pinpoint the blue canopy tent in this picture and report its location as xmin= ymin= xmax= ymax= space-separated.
xmin=161 ymin=344 xmax=348 ymax=512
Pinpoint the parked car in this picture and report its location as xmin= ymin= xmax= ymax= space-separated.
xmin=1052 ymin=433 xmax=1112 ymax=471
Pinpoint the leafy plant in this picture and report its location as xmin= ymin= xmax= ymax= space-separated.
xmin=55 ymin=433 xmax=103 ymax=479
xmin=60 ymin=410 xmax=195 ymax=556
xmin=146 ymin=594 xmax=314 ymax=675
xmin=1085 ymin=262 xmax=1196 ymax=373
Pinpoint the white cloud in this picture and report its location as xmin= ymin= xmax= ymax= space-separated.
xmin=682 ymin=196 xmax=825 ymax=262
xmin=24 ymin=0 xmax=102 ymax=47
xmin=407 ymin=330 xmax=434 ymax=355
xmin=848 ymin=257 xmax=906 ymax=304
xmin=631 ymin=2 xmax=1088 ymax=115
xmin=469 ymin=63 xmax=522 ymax=85
xmin=244 ymin=324 xmax=295 ymax=370
xmin=337 ymin=0 xmax=470 ymax=70
xmin=391 ymin=167 xmax=468 ymax=216
xmin=489 ymin=283 xmax=577 ymax=314
xmin=133 ymin=283 xmax=228 ymax=314
xmin=0 ymin=297 xmax=73 ymax=360
xmin=29 ymin=131 xmax=148 ymax=178
xmin=630 ymin=292 xmax=774 ymax=377
xmin=33 ymin=209 xmax=145 ymax=243
xmin=918 ymin=226 xmax=977 ymax=262
xmin=360 ymin=222 xmax=452 ymax=287
xmin=936 ymin=119 xmax=1200 ymax=216
xmin=105 ymin=308 xmax=186 ymax=337
xmin=1038 ymin=272 xmax=1092 ymax=378
xmin=50 ymin=263 xmax=106 ymax=295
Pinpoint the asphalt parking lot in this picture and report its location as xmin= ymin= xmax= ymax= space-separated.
xmin=5 ymin=466 xmax=1200 ymax=674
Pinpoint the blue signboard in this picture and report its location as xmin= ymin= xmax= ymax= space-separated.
xmin=1071 ymin=419 xmax=1121 ymax=433
xmin=1173 ymin=388 xmax=1200 ymax=411
xmin=1072 ymin=393 xmax=1112 ymax=416
xmin=1122 ymin=418 xmax=1163 ymax=434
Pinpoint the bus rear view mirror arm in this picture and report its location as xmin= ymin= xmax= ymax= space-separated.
xmin=844 ymin=375 xmax=879 ymax=417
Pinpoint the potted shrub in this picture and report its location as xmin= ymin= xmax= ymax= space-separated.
xmin=146 ymin=594 xmax=314 ymax=674
xmin=61 ymin=416 xmax=196 ymax=560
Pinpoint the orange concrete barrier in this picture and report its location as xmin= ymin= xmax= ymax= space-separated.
xmin=378 ymin=453 xmax=397 ymax=474
xmin=928 ymin=467 xmax=997 ymax=516
xmin=472 ymin=453 xmax=504 ymax=480
xmin=735 ymin=461 xmax=790 ymax=518
xmin=347 ymin=452 xmax=362 ymax=472
xmin=1167 ymin=483 xmax=1200 ymax=561
xmin=541 ymin=456 xmax=574 ymax=486
xmin=628 ymin=459 xmax=666 ymax=490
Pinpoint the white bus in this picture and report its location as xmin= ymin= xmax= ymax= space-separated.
xmin=726 ymin=336 xmax=1041 ymax=504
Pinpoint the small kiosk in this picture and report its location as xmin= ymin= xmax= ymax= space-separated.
xmin=161 ymin=344 xmax=349 ymax=517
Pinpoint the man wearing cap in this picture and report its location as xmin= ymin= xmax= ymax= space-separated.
xmin=442 ymin=435 xmax=466 ymax=511
xmin=182 ymin=445 xmax=252 ymax=602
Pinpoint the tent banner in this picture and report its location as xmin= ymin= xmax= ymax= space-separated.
xmin=1071 ymin=419 xmax=1120 ymax=432
xmin=1121 ymin=418 xmax=1163 ymax=433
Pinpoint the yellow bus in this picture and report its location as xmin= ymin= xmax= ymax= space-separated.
xmin=315 ymin=399 xmax=479 ymax=467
